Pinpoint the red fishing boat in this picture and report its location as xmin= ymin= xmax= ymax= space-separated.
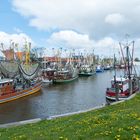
xmin=0 ymin=78 xmax=41 ymax=104
xmin=0 ymin=42 xmax=42 ymax=104
xmin=106 ymin=38 xmax=139 ymax=101
xmin=106 ymin=76 xmax=139 ymax=100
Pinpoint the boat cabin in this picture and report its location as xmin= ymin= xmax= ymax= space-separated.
xmin=0 ymin=78 xmax=14 ymax=95
xmin=56 ymin=70 xmax=70 ymax=76
xmin=42 ymin=67 xmax=56 ymax=80
xmin=54 ymin=70 xmax=72 ymax=80
xmin=111 ymin=77 xmax=129 ymax=92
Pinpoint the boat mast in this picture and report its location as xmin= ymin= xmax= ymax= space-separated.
xmin=114 ymin=54 xmax=119 ymax=101
xmin=24 ymin=41 xmax=31 ymax=65
xmin=119 ymin=42 xmax=126 ymax=70
xmin=131 ymin=41 xmax=135 ymax=74
xmin=126 ymin=44 xmax=133 ymax=95
xmin=120 ymin=34 xmax=133 ymax=95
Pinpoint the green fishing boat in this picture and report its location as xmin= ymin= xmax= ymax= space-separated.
xmin=79 ymin=65 xmax=96 ymax=76
xmin=53 ymin=67 xmax=78 ymax=84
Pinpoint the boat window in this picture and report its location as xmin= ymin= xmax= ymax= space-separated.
xmin=117 ymin=81 xmax=122 ymax=84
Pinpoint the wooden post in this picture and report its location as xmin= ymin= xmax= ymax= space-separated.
xmin=138 ymin=79 xmax=140 ymax=92
xmin=129 ymin=79 xmax=133 ymax=95
xmin=113 ymin=54 xmax=119 ymax=101
xmin=114 ymin=75 xmax=119 ymax=101
xmin=126 ymin=46 xmax=132 ymax=95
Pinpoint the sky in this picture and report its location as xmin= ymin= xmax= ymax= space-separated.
xmin=0 ymin=0 xmax=140 ymax=58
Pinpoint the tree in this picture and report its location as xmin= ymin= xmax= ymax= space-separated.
xmin=134 ymin=57 xmax=140 ymax=62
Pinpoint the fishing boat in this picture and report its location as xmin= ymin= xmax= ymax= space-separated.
xmin=41 ymin=60 xmax=56 ymax=83
xmin=53 ymin=65 xmax=78 ymax=83
xmin=96 ymin=65 xmax=104 ymax=72
xmin=79 ymin=64 xmax=96 ymax=76
xmin=53 ymin=70 xmax=78 ymax=83
xmin=106 ymin=76 xmax=138 ymax=101
xmin=0 ymin=77 xmax=42 ymax=104
xmin=104 ymin=64 xmax=112 ymax=70
xmin=42 ymin=68 xmax=55 ymax=83
xmin=119 ymin=64 xmax=126 ymax=69
xmin=50 ymin=48 xmax=79 ymax=83
xmin=78 ymin=51 xmax=96 ymax=76
xmin=106 ymin=39 xmax=139 ymax=101
xmin=0 ymin=59 xmax=42 ymax=104
xmin=0 ymin=42 xmax=42 ymax=104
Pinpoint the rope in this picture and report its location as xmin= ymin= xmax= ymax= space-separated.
xmin=19 ymin=62 xmax=40 ymax=80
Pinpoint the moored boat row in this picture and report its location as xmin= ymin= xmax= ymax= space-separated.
xmin=0 ymin=38 xmax=139 ymax=105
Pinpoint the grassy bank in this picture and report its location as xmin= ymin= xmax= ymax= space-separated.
xmin=1 ymin=94 xmax=140 ymax=140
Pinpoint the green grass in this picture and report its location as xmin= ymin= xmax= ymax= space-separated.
xmin=1 ymin=94 xmax=140 ymax=140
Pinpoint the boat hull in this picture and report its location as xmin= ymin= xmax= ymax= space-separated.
xmin=106 ymin=96 xmax=129 ymax=101
xmin=104 ymin=67 xmax=112 ymax=70
xmin=53 ymin=76 xmax=78 ymax=83
xmin=42 ymin=78 xmax=52 ymax=83
xmin=106 ymin=87 xmax=139 ymax=101
xmin=79 ymin=72 xmax=96 ymax=77
xmin=0 ymin=81 xmax=42 ymax=104
xmin=96 ymin=69 xmax=104 ymax=73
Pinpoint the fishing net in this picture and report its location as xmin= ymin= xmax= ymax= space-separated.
xmin=19 ymin=62 xmax=40 ymax=80
xmin=0 ymin=61 xmax=19 ymax=78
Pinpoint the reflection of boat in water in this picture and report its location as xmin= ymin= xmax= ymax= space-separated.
xmin=79 ymin=65 xmax=96 ymax=76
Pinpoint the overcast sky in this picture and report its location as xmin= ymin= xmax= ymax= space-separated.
xmin=0 ymin=0 xmax=140 ymax=58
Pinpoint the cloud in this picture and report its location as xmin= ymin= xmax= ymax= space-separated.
xmin=11 ymin=0 xmax=140 ymax=58
xmin=44 ymin=30 xmax=140 ymax=58
xmin=12 ymin=0 xmax=140 ymax=39
xmin=47 ymin=30 xmax=95 ymax=49
xmin=0 ymin=31 xmax=35 ymax=50
xmin=105 ymin=13 xmax=127 ymax=26
xmin=45 ymin=30 xmax=119 ymax=57
xmin=13 ymin=27 xmax=23 ymax=33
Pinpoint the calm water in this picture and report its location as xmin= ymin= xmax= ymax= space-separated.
xmin=0 ymin=70 xmax=124 ymax=124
